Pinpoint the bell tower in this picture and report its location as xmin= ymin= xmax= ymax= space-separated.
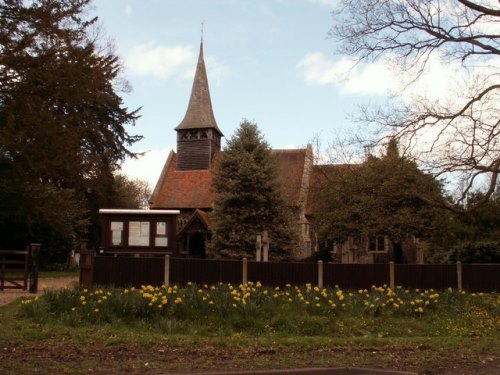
xmin=175 ymin=40 xmax=223 ymax=171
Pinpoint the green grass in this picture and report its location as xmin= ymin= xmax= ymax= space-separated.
xmin=39 ymin=270 xmax=78 ymax=278
xmin=1 ymin=283 xmax=499 ymax=374
xmin=1 ymin=270 xmax=77 ymax=279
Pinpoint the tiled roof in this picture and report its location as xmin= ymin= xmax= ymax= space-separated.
xmin=150 ymin=151 xmax=218 ymax=209
xmin=175 ymin=42 xmax=223 ymax=135
xmin=150 ymin=148 xmax=309 ymax=210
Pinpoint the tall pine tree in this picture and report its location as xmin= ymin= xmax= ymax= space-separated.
xmin=210 ymin=121 xmax=296 ymax=260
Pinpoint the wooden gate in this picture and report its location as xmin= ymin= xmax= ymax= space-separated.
xmin=0 ymin=250 xmax=29 ymax=291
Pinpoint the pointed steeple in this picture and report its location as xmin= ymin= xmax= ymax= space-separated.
xmin=175 ymin=39 xmax=223 ymax=171
xmin=175 ymin=41 xmax=222 ymax=135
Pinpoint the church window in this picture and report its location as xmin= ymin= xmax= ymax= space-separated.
xmin=189 ymin=130 xmax=198 ymax=139
xmin=200 ymin=130 xmax=208 ymax=139
xmin=367 ymin=235 xmax=389 ymax=253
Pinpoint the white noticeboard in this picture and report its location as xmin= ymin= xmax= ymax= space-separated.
xmin=155 ymin=237 xmax=168 ymax=247
xmin=129 ymin=221 xmax=150 ymax=246
xmin=156 ymin=222 xmax=166 ymax=235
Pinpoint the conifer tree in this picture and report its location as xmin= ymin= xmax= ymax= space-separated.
xmin=0 ymin=0 xmax=141 ymax=264
xmin=210 ymin=120 xmax=296 ymax=260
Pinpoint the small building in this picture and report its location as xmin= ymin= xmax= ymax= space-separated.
xmin=99 ymin=209 xmax=179 ymax=255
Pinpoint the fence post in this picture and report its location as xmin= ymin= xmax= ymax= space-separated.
xmin=256 ymin=235 xmax=262 ymax=262
xmin=164 ymin=255 xmax=170 ymax=287
xmin=389 ymin=261 xmax=395 ymax=290
xmin=242 ymin=258 xmax=248 ymax=284
xmin=456 ymin=261 xmax=462 ymax=292
xmin=318 ymin=260 xmax=323 ymax=289
xmin=262 ymin=231 xmax=269 ymax=262
xmin=29 ymin=243 xmax=41 ymax=294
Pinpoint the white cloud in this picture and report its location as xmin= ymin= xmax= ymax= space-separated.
xmin=125 ymin=43 xmax=195 ymax=80
xmin=307 ymin=0 xmax=338 ymax=8
xmin=124 ymin=4 xmax=132 ymax=16
xmin=297 ymin=52 xmax=398 ymax=95
xmin=120 ymin=149 xmax=172 ymax=189
xmin=296 ymin=51 xmax=476 ymax=103
xmin=125 ymin=42 xmax=228 ymax=83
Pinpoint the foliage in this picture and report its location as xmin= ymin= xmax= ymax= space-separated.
xmin=428 ymin=190 xmax=500 ymax=262
xmin=112 ymin=174 xmax=152 ymax=209
xmin=315 ymin=139 xmax=444 ymax=248
xmin=0 ymin=0 xmax=141 ymax=263
xmin=448 ymin=241 xmax=500 ymax=263
xmin=19 ymin=283 xmax=500 ymax=338
xmin=210 ymin=120 xmax=296 ymax=260
xmin=329 ymin=0 xmax=500 ymax=207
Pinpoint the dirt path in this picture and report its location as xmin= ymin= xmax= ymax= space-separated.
xmin=0 ymin=277 xmax=78 ymax=306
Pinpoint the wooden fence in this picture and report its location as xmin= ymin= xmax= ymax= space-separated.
xmin=80 ymin=253 xmax=500 ymax=292
xmin=0 ymin=250 xmax=29 ymax=291
xmin=0 ymin=244 xmax=40 ymax=293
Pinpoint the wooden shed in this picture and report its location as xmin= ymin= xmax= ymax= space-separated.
xmin=99 ymin=209 xmax=180 ymax=255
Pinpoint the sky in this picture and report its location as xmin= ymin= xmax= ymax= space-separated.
xmin=89 ymin=0 xmax=459 ymax=188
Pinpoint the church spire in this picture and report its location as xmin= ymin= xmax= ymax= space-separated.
xmin=175 ymin=39 xmax=222 ymax=135
xmin=175 ymin=37 xmax=223 ymax=171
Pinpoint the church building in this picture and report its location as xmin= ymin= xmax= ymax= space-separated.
xmin=149 ymin=40 xmax=424 ymax=264
xmin=149 ymin=41 xmax=314 ymax=259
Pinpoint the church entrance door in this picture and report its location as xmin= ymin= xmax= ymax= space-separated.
xmin=189 ymin=233 xmax=206 ymax=258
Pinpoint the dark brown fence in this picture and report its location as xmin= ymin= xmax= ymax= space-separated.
xmin=248 ymin=261 xmax=317 ymax=286
xmin=93 ymin=256 xmax=164 ymax=288
xmin=170 ymin=258 xmax=242 ymax=285
xmin=82 ymin=255 xmax=500 ymax=292
xmin=0 ymin=250 xmax=29 ymax=291
xmin=79 ymin=251 xmax=94 ymax=289
xmin=324 ymin=264 xmax=388 ymax=289
xmin=462 ymin=264 xmax=500 ymax=292
xmin=395 ymin=264 xmax=457 ymax=290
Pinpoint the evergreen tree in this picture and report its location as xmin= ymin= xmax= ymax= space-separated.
xmin=0 ymin=0 xmax=141 ymax=264
xmin=210 ymin=121 xmax=296 ymax=260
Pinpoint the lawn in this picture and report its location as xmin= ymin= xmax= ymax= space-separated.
xmin=1 ymin=283 xmax=498 ymax=374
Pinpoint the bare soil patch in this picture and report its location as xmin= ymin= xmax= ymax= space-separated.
xmin=0 ymin=276 xmax=77 ymax=306
xmin=0 ymin=340 xmax=499 ymax=374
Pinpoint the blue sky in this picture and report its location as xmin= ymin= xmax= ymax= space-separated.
xmin=90 ymin=0 xmax=425 ymax=187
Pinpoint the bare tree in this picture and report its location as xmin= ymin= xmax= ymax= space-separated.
xmin=329 ymin=0 xmax=499 ymax=209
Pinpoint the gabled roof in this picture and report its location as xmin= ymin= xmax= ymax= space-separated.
xmin=150 ymin=148 xmax=311 ymax=210
xmin=175 ymin=41 xmax=223 ymax=136
xmin=178 ymin=209 xmax=212 ymax=236
xmin=150 ymin=151 xmax=218 ymax=209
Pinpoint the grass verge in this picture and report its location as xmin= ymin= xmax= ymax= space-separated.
xmin=1 ymin=283 xmax=498 ymax=374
